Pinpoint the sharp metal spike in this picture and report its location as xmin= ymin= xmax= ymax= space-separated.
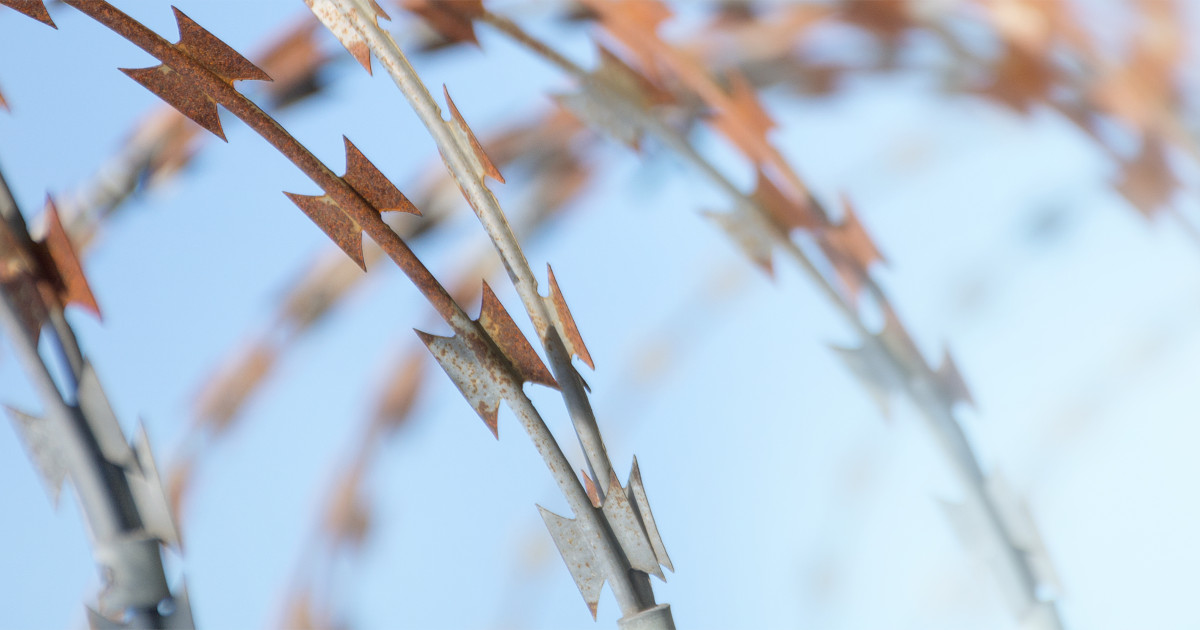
xmin=171 ymin=7 xmax=272 ymax=84
xmin=305 ymin=0 xmax=374 ymax=74
xmin=581 ymin=469 xmax=602 ymax=508
xmin=702 ymin=203 xmax=777 ymax=277
xmin=0 ymin=0 xmax=55 ymax=27
xmin=827 ymin=194 xmax=885 ymax=269
xmin=752 ymin=169 xmax=817 ymax=233
xmin=601 ymin=471 xmax=662 ymax=580
xmin=366 ymin=0 xmax=391 ymax=22
xmin=626 ymin=457 xmax=673 ymax=573
xmin=6 ymin=406 xmax=67 ymax=506
xmin=935 ymin=349 xmax=975 ymax=408
xmin=39 ymin=198 xmax=101 ymax=318
xmin=342 ymin=137 xmax=419 ymax=215
xmin=537 ymin=505 xmax=604 ymax=619
xmin=121 ymin=66 xmax=226 ymax=141
xmin=283 ymin=192 xmax=367 ymax=270
xmin=477 ymin=282 xmax=557 ymax=389
xmin=415 ymin=329 xmax=503 ymax=437
xmin=127 ymin=423 xmax=182 ymax=549
xmin=829 ymin=343 xmax=897 ymax=419
xmin=402 ymin=0 xmax=484 ymax=49
xmin=443 ymin=86 xmax=505 ymax=184
xmin=78 ymin=362 xmax=136 ymax=468
xmin=544 ymin=265 xmax=594 ymax=369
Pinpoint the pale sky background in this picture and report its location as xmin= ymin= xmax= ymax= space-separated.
xmin=3 ymin=1 xmax=1200 ymax=629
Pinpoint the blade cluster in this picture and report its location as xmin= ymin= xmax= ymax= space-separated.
xmin=0 ymin=200 xmax=100 ymax=341
xmin=120 ymin=8 xmax=272 ymax=140
xmin=540 ymin=459 xmax=672 ymax=618
xmin=0 ymin=182 xmax=189 ymax=627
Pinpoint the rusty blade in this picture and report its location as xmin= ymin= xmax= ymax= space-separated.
xmin=253 ymin=19 xmax=332 ymax=109
xmin=401 ymin=0 xmax=484 ymax=50
xmin=118 ymin=7 xmax=272 ymax=141
xmin=371 ymin=351 xmax=427 ymax=434
xmin=37 ymin=199 xmax=101 ymax=317
xmin=477 ymin=282 xmax=556 ymax=389
xmin=0 ymin=0 xmax=55 ymax=27
xmin=194 ymin=342 xmax=277 ymax=435
xmin=285 ymin=192 xmax=368 ymax=269
xmin=307 ymin=0 xmax=374 ymax=74
xmin=416 ymin=329 xmax=508 ymax=437
xmin=543 ymin=265 xmax=594 ymax=369
xmin=342 ymin=137 xmax=419 ymax=214
xmin=443 ymin=86 xmax=505 ymax=184
xmin=172 ymin=7 xmax=272 ymax=84
xmin=121 ymin=65 xmax=227 ymax=140
xmin=285 ymin=137 xmax=418 ymax=270
xmin=417 ymin=285 xmax=558 ymax=437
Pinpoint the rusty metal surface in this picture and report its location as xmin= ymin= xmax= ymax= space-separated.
xmin=544 ymin=264 xmax=594 ymax=369
xmin=2 ymin=0 xmax=55 ymax=27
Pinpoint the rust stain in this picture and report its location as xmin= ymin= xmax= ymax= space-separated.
xmin=546 ymin=264 xmax=594 ymax=369
xmin=443 ymin=85 xmax=505 ymax=184
xmin=581 ymin=469 xmax=601 ymax=508
xmin=38 ymin=198 xmax=100 ymax=318
xmin=477 ymin=282 xmax=557 ymax=389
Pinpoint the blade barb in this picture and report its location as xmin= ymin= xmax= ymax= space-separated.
xmin=39 ymin=199 xmax=101 ymax=317
xmin=703 ymin=204 xmax=776 ymax=277
xmin=936 ymin=349 xmax=975 ymax=408
xmin=627 ymin=457 xmax=673 ymax=573
xmin=171 ymin=7 xmax=271 ymax=84
xmin=415 ymin=329 xmax=503 ymax=437
xmin=283 ymin=192 xmax=366 ymax=270
xmin=1 ymin=0 xmax=55 ymax=27
xmin=544 ymin=265 xmax=594 ymax=369
xmin=601 ymin=472 xmax=662 ymax=579
xmin=127 ymin=423 xmax=182 ymax=549
xmin=342 ymin=137 xmax=418 ymax=215
xmin=829 ymin=343 xmax=896 ymax=419
xmin=443 ymin=86 xmax=504 ymax=184
xmin=6 ymin=406 xmax=67 ymax=506
xmin=537 ymin=505 xmax=603 ymax=619
xmin=305 ymin=0 xmax=373 ymax=74
xmin=121 ymin=66 xmax=226 ymax=141
xmin=477 ymin=282 xmax=557 ymax=389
